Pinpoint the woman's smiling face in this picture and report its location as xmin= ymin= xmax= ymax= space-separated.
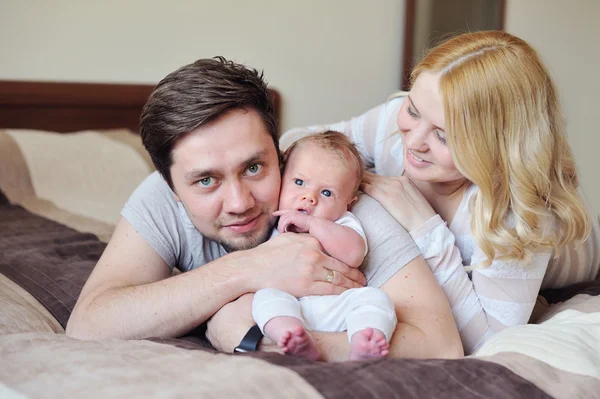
xmin=397 ymin=71 xmax=465 ymax=184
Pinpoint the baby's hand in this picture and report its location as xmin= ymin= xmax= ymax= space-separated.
xmin=273 ymin=210 xmax=314 ymax=234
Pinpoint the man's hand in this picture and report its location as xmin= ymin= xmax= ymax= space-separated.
xmin=273 ymin=209 xmax=313 ymax=233
xmin=236 ymin=233 xmax=366 ymax=298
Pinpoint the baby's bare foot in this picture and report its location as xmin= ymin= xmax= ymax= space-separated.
xmin=349 ymin=328 xmax=389 ymax=361
xmin=279 ymin=326 xmax=320 ymax=361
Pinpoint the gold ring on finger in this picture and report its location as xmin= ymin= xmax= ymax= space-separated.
xmin=326 ymin=269 xmax=334 ymax=283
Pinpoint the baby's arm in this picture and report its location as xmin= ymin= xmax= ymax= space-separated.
xmin=308 ymin=218 xmax=365 ymax=268
xmin=275 ymin=210 xmax=366 ymax=268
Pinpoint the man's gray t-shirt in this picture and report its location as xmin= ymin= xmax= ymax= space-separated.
xmin=121 ymin=171 xmax=420 ymax=288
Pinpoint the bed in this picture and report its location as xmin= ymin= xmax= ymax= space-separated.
xmin=0 ymin=80 xmax=599 ymax=399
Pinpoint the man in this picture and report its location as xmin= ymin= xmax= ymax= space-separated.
xmin=66 ymin=57 xmax=462 ymax=361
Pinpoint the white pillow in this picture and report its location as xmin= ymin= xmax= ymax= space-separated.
xmin=474 ymin=295 xmax=600 ymax=377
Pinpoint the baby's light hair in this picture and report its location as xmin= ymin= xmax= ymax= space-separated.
xmin=283 ymin=131 xmax=365 ymax=193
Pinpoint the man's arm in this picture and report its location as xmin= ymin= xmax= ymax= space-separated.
xmin=66 ymin=217 xmax=366 ymax=341
xmin=310 ymin=255 xmax=464 ymax=361
xmin=66 ymin=217 xmax=250 ymax=340
xmin=206 ymin=254 xmax=463 ymax=359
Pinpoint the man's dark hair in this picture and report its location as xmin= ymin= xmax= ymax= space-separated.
xmin=140 ymin=56 xmax=279 ymax=188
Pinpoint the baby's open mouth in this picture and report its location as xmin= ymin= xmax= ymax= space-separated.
xmin=297 ymin=208 xmax=308 ymax=214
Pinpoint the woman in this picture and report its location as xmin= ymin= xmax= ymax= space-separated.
xmin=281 ymin=30 xmax=600 ymax=354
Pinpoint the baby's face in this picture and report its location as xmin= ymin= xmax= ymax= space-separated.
xmin=279 ymin=142 xmax=358 ymax=221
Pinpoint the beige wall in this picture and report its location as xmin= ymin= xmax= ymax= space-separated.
xmin=0 ymin=0 xmax=405 ymax=132
xmin=506 ymin=0 xmax=600 ymax=211
xmin=4 ymin=1 xmax=596 ymax=209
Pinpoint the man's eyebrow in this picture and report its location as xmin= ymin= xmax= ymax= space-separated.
xmin=184 ymin=168 xmax=218 ymax=181
xmin=242 ymin=150 xmax=269 ymax=168
xmin=183 ymin=150 xmax=270 ymax=181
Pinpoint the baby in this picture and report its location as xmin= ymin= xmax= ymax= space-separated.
xmin=252 ymin=131 xmax=397 ymax=361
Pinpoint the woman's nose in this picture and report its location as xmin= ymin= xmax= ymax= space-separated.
xmin=403 ymin=124 xmax=429 ymax=152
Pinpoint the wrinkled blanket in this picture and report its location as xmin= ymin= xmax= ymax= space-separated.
xmin=1 ymin=202 xmax=599 ymax=399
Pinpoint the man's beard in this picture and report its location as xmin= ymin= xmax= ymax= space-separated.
xmin=219 ymin=216 xmax=277 ymax=253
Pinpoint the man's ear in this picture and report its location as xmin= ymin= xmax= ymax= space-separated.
xmin=347 ymin=195 xmax=358 ymax=210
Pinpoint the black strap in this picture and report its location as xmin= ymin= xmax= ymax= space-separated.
xmin=233 ymin=324 xmax=264 ymax=353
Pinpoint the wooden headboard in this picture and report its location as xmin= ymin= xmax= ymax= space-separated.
xmin=0 ymin=80 xmax=281 ymax=134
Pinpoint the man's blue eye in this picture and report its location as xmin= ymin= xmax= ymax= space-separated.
xmin=295 ymin=179 xmax=304 ymax=186
xmin=321 ymin=189 xmax=332 ymax=197
xmin=199 ymin=177 xmax=215 ymax=187
xmin=246 ymin=163 xmax=263 ymax=175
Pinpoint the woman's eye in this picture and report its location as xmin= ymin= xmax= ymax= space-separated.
xmin=246 ymin=163 xmax=263 ymax=176
xmin=434 ymin=129 xmax=447 ymax=145
xmin=295 ymin=179 xmax=304 ymax=186
xmin=407 ymin=106 xmax=418 ymax=118
xmin=321 ymin=189 xmax=332 ymax=197
xmin=198 ymin=177 xmax=216 ymax=187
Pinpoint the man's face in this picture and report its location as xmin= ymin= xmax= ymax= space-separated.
xmin=170 ymin=108 xmax=281 ymax=252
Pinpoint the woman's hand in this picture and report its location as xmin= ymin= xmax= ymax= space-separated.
xmin=361 ymin=172 xmax=436 ymax=232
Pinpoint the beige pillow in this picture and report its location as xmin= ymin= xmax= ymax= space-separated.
xmin=0 ymin=128 xmax=154 ymax=228
xmin=0 ymin=274 xmax=64 ymax=334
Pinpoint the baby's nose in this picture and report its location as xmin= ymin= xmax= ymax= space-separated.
xmin=301 ymin=193 xmax=317 ymax=204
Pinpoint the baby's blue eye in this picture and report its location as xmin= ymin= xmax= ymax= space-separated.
xmin=295 ymin=179 xmax=304 ymax=186
xmin=321 ymin=189 xmax=332 ymax=197
xmin=199 ymin=177 xmax=216 ymax=187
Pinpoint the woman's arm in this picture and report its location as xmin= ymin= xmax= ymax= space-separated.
xmin=409 ymin=215 xmax=551 ymax=353
xmin=361 ymin=174 xmax=552 ymax=354
xmin=279 ymin=98 xmax=406 ymax=168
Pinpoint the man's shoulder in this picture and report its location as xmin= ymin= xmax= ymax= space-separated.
xmin=121 ymin=171 xmax=182 ymax=235
xmin=133 ymin=170 xmax=173 ymax=196
xmin=353 ymin=193 xmax=420 ymax=287
xmin=352 ymin=194 xmax=388 ymax=221
xmin=121 ymin=171 xmax=201 ymax=269
xmin=126 ymin=171 xmax=178 ymax=211
xmin=352 ymin=194 xmax=409 ymax=242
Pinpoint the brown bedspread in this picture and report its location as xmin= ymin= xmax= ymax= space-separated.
xmin=0 ymin=201 xmax=580 ymax=398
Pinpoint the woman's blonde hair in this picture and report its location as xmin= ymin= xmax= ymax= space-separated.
xmin=410 ymin=30 xmax=590 ymax=265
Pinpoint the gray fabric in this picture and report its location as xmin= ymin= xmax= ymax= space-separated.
xmin=121 ymin=171 xmax=420 ymax=288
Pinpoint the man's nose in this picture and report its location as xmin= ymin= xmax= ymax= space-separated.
xmin=224 ymin=181 xmax=255 ymax=214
